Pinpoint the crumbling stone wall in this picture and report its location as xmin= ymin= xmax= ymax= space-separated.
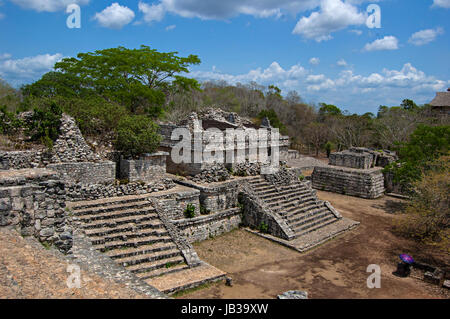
xmin=119 ymin=152 xmax=168 ymax=183
xmin=175 ymin=179 xmax=239 ymax=214
xmin=47 ymin=161 xmax=116 ymax=184
xmin=312 ymin=166 xmax=385 ymax=199
xmin=172 ymin=208 xmax=242 ymax=243
xmin=0 ymin=169 xmax=72 ymax=253
xmin=66 ymin=178 xmax=175 ymax=202
xmin=0 ymin=151 xmax=42 ymax=170
xmin=329 ymin=147 xmax=397 ymax=169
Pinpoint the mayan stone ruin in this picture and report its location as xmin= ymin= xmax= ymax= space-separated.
xmin=0 ymin=109 xmax=361 ymax=296
xmin=312 ymin=147 xmax=397 ymax=199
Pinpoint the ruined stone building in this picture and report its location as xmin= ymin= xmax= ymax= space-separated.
xmin=0 ymin=110 xmax=358 ymax=297
xmin=312 ymin=147 xmax=397 ymax=199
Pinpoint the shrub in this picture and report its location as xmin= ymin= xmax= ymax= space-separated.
xmin=384 ymin=125 xmax=450 ymax=193
xmin=115 ymin=115 xmax=161 ymax=159
xmin=200 ymin=205 xmax=210 ymax=215
xmin=26 ymin=102 xmax=62 ymax=148
xmin=184 ymin=204 xmax=196 ymax=218
xmin=394 ymin=156 xmax=449 ymax=252
xmin=0 ymin=105 xmax=23 ymax=135
xmin=259 ymin=222 xmax=269 ymax=234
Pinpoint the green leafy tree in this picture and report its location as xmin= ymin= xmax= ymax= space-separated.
xmin=115 ymin=115 xmax=161 ymax=159
xmin=385 ymin=125 xmax=450 ymax=192
xmin=318 ymin=103 xmax=342 ymax=120
xmin=257 ymin=109 xmax=287 ymax=134
xmin=400 ymin=99 xmax=418 ymax=111
xmin=22 ymin=45 xmax=201 ymax=118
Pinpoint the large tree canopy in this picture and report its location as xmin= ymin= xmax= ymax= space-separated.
xmin=22 ymin=45 xmax=201 ymax=117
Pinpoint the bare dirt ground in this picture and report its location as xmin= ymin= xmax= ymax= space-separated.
xmin=0 ymin=227 xmax=149 ymax=299
xmin=179 ymin=191 xmax=449 ymax=299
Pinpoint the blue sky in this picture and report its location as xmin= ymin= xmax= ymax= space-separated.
xmin=0 ymin=0 xmax=449 ymax=114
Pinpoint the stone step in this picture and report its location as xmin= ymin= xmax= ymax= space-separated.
xmin=285 ymin=206 xmax=329 ymax=223
xmin=247 ymin=177 xmax=265 ymax=184
xmin=74 ymin=201 xmax=153 ymax=216
xmin=293 ymin=215 xmax=337 ymax=235
xmin=89 ymin=228 xmax=169 ymax=245
xmin=84 ymin=219 xmax=163 ymax=237
xmin=95 ymin=234 xmax=173 ymax=252
xmin=76 ymin=207 xmax=156 ymax=223
xmin=137 ymin=263 xmax=190 ymax=280
xmin=295 ymin=217 xmax=339 ymax=237
xmin=69 ymin=194 xmax=152 ymax=211
xmin=268 ymin=195 xmax=316 ymax=211
xmin=257 ymin=184 xmax=309 ymax=198
xmin=105 ymin=242 xmax=178 ymax=259
xmin=278 ymin=199 xmax=318 ymax=214
xmin=251 ymin=182 xmax=272 ymax=191
xmin=115 ymin=248 xmax=182 ymax=267
xmin=127 ymin=255 xmax=186 ymax=275
xmin=263 ymin=189 xmax=312 ymax=204
xmin=290 ymin=210 xmax=333 ymax=230
xmin=81 ymin=213 xmax=159 ymax=230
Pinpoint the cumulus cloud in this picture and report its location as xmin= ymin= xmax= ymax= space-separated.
xmin=10 ymin=0 xmax=90 ymax=12
xmin=363 ymin=36 xmax=399 ymax=52
xmin=292 ymin=0 xmax=366 ymax=42
xmin=432 ymin=0 xmax=450 ymax=8
xmin=337 ymin=59 xmax=347 ymax=67
xmin=94 ymin=3 xmax=135 ymax=29
xmin=139 ymin=1 xmax=165 ymax=23
xmin=408 ymin=27 xmax=444 ymax=46
xmin=190 ymin=61 xmax=448 ymax=112
xmin=136 ymin=0 xmax=321 ymax=21
xmin=309 ymin=57 xmax=320 ymax=65
xmin=0 ymin=53 xmax=63 ymax=85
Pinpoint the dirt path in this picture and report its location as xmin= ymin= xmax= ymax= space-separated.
xmin=0 ymin=228 xmax=150 ymax=299
xmin=179 ymin=192 xmax=449 ymax=299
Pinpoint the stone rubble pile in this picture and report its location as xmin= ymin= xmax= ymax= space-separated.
xmin=188 ymin=164 xmax=230 ymax=183
xmin=48 ymin=114 xmax=102 ymax=164
xmin=231 ymin=161 xmax=261 ymax=176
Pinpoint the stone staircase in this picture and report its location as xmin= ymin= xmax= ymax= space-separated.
xmin=247 ymin=176 xmax=339 ymax=237
xmin=69 ymin=195 xmax=191 ymax=281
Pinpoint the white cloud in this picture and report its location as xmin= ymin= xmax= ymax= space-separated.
xmin=94 ymin=3 xmax=135 ymax=29
xmin=165 ymin=24 xmax=176 ymax=31
xmin=159 ymin=0 xmax=321 ymax=20
xmin=0 ymin=53 xmax=63 ymax=85
xmin=0 ymin=53 xmax=11 ymax=60
xmin=292 ymin=0 xmax=366 ymax=42
xmin=363 ymin=36 xmax=399 ymax=52
xmin=408 ymin=27 xmax=444 ymax=46
xmin=432 ymin=0 xmax=450 ymax=8
xmin=337 ymin=59 xmax=347 ymax=67
xmin=349 ymin=29 xmax=363 ymax=36
xmin=10 ymin=0 xmax=90 ymax=12
xmin=190 ymin=61 xmax=448 ymax=113
xmin=0 ymin=12 xmax=4 ymax=19
xmin=135 ymin=0 xmax=322 ymax=22
xmin=309 ymin=57 xmax=320 ymax=65
xmin=139 ymin=1 xmax=165 ymax=23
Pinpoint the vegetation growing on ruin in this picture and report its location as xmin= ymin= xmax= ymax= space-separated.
xmin=184 ymin=204 xmax=196 ymax=219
